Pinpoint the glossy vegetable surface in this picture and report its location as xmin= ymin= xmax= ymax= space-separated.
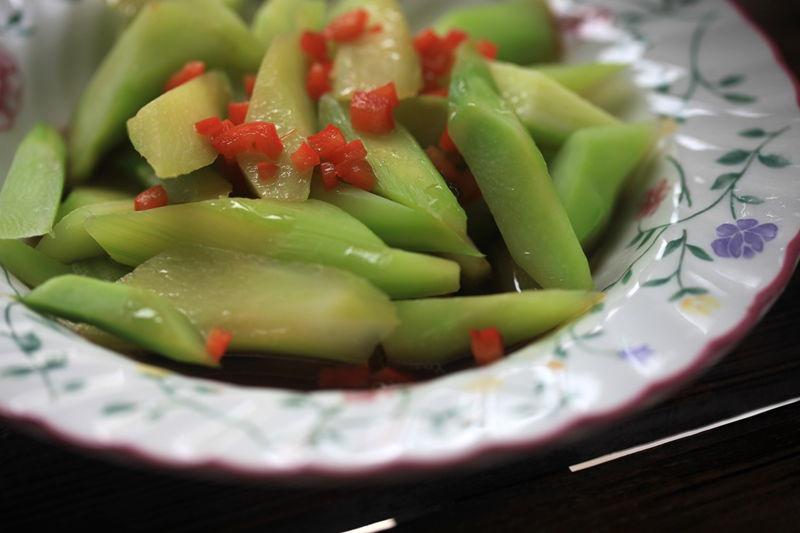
xmin=252 ymin=0 xmax=326 ymax=47
xmin=449 ymin=49 xmax=592 ymax=290
xmin=0 ymin=240 xmax=72 ymax=288
xmin=0 ymin=125 xmax=66 ymax=239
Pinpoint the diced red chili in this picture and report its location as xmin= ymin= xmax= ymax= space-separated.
xmin=324 ymin=8 xmax=369 ymax=43
xmin=422 ymin=86 xmax=449 ymax=97
xmin=370 ymin=368 xmax=415 ymax=386
xmin=164 ymin=61 xmax=206 ymax=92
xmin=134 ymin=185 xmax=169 ymax=212
xmin=476 ymin=39 xmax=499 ymax=60
xmin=335 ymin=158 xmax=376 ymax=191
xmin=206 ymin=327 xmax=233 ymax=363
xmin=426 ymin=146 xmax=461 ymax=183
xmin=329 ymin=139 xmax=367 ymax=166
xmin=413 ymin=29 xmax=440 ymax=55
xmin=300 ymin=30 xmax=329 ymax=62
xmin=350 ymin=83 xmax=399 ymax=134
xmin=306 ymin=61 xmax=333 ymax=101
xmin=195 ymin=116 xmax=224 ymax=137
xmin=243 ymin=74 xmax=257 ymax=97
xmin=443 ymin=29 xmax=469 ymax=50
xmin=291 ymin=142 xmax=321 ymax=172
xmin=368 ymin=24 xmax=383 ymax=34
xmin=319 ymin=161 xmax=339 ymax=190
xmin=318 ymin=365 xmax=371 ymax=389
xmin=307 ymin=124 xmax=347 ymax=159
xmin=470 ymin=328 xmax=504 ymax=366
xmin=211 ymin=121 xmax=283 ymax=162
xmin=257 ymin=161 xmax=278 ymax=182
xmin=439 ymin=128 xmax=457 ymax=153
xmin=228 ymin=101 xmax=249 ymax=125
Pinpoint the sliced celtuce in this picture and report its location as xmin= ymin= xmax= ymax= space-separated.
xmin=238 ymin=33 xmax=317 ymax=200
xmin=489 ymin=61 xmax=619 ymax=146
xmin=69 ymin=0 xmax=264 ymax=181
xmin=0 ymin=240 xmax=72 ymax=288
xmin=57 ymin=187 xmax=132 ymax=222
xmin=0 ymin=124 xmax=66 ymax=239
xmin=252 ymin=0 xmax=326 ymax=47
xmin=383 ymin=291 xmax=602 ymax=366
xmin=394 ymin=95 xmax=448 ymax=148
xmin=553 ymin=122 xmax=659 ymax=247
xmin=310 ymin=180 xmax=480 ymax=256
xmin=37 ymin=201 xmax=131 ymax=263
xmin=330 ymin=0 xmax=422 ymax=99
xmin=70 ymin=257 xmax=132 ymax=282
xmin=127 ymin=71 xmax=231 ymax=178
xmin=85 ymin=198 xmax=460 ymax=299
xmin=123 ymin=246 xmax=398 ymax=363
xmin=319 ymin=95 xmax=467 ymax=237
xmin=535 ymin=63 xmax=627 ymax=97
xmin=434 ymin=0 xmax=561 ymax=65
xmin=22 ymin=275 xmax=213 ymax=367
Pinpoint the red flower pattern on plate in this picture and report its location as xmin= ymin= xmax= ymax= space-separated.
xmin=637 ymin=178 xmax=670 ymax=219
xmin=0 ymin=45 xmax=22 ymax=132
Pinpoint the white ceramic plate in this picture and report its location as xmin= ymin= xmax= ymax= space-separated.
xmin=0 ymin=0 xmax=798 ymax=480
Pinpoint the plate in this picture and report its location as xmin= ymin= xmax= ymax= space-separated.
xmin=0 ymin=0 xmax=798 ymax=480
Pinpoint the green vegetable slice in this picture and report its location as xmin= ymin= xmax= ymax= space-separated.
xmin=383 ymin=291 xmax=602 ymax=366
xmin=123 ymin=246 xmax=398 ymax=363
xmin=0 ymin=240 xmax=72 ymax=288
xmin=252 ymin=0 xmax=326 ymax=47
xmin=85 ymin=198 xmax=460 ymax=299
xmin=22 ymin=275 xmax=213 ymax=366
xmin=69 ymin=0 xmax=264 ymax=181
xmin=0 ymin=124 xmax=66 ymax=239
xmin=449 ymin=48 xmax=592 ymax=290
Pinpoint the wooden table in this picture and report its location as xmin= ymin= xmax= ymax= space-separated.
xmin=2 ymin=2 xmax=799 ymax=531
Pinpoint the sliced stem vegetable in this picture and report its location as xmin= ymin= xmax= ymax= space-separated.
xmin=127 ymin=71 xmax=231 ymax=178
xmin=310 ymin=180 xmax=481 ymax=256
xmin=252 ymin=0 xmax=326 ymax=47
xmin=449 ymin=49 xmax=593 ymax=290
xmin=0 ymin=125 xmax=66 ymax=239
xmin=489 ymin=243 xmax=540 ymax=294
xmin=123 ymin=246 xmax=398 ymax=363
xmin=319 ymin=94 xmax=467 ymax=237
xmin=22 ymin=275 xmax=214 ymax=367
xmin=0 ymin=240 xmax=72 ymax=288
xmin=383 ymin=290 xmax=602 ymax=366
xmin=85 ymin=198 xmax=460 ymax=299
xmin=70 ymin=257 xmax=132 ymax=282
xmin=434 ymin=0 xmax=560 ymax=65
xmin=489 ymin=61 xmax=619 ymax=147
xmin=535 ymin=63 xmax=627 ymax=97
xmin=440 ymin=253 xmax=492 ymax=289
xmin=238 ymin=33 xmax=317 ymax=200
xmin=330 ymin=0 xmax=422 ymax=99
xmin=37 ymin=201 xmax=131 ymax=263
xmin=69 ymin=0 xmax=264 ymax=181
xmin=394 ymin=95 xmax=448 ymax=148
xmin=553 ymin=122 xmax=659 ymax=247
xmin=57 ymin=188 xmax=132 ymax=223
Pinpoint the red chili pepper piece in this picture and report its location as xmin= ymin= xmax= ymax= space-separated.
xmin=335 ymin=158 xmax=376 ymax=191
xmin=195 ymin=116 xmax=224 ymax=137
xmin=206 ymin=327 xmax=233 ymax=363
xmin=319 ymin=161 xmax=339 ymax=190
xmin=243 ymin=74 xmax=257 ymax=97
xmin=476 ymin=39 xmax=499 ymax=60
xmin=324 ymin=8 xmax=369 ymax=43
xmin=439 ymin=127 xmax=457 ymax=153
xmin=470 ymin=328 xmax=505 ymax=366
xmin=350 ymin=82 xmax=399 ymax=134
xmin=370 ymin=368 xmax=415 ymax=386
xmin=422 ymin=86 xmax=449 ymax=97
xmin=307 ymin=124 xmax=347 ymax=159
xmin=425 ymin=146 xmax=461 ymax=183
xmin=134 ymin=185 xmax=169 ymax=212
xmin=368 ymin=24 xmax=383 ymax=34
xmin=228 ymin=101 xmax=249 ymax=126
xmin=291 ymin=142 xmax=321 ymax=172
xmin=318 ymin=365 xmax=371 ymax=389
xmin=300 ymin=30 xmax=329 ymax=62
xmin=306 ymin=61 xmax=333 ymax=101
xmin=211 ymin=121 xmax=284 ymax=162
xmin=257 ymin=161 xmax=278 ymax=182
xmin=164 ymin=60 xmax=206 ymax=92
xmin=329 ymin=139 xmax=367 ymax=166
xmin=443 ymin=29 xmax=469 ymax=50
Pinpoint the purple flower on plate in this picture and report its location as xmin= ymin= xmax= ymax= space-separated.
xmin=618 ymin=345 xmax=653 ymax=364
xmin=711 ymin=219 xmax=778 ymax=259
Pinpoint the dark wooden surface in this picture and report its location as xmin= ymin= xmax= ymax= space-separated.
xmin=2 ymin=2 xmax=800 ymax=531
